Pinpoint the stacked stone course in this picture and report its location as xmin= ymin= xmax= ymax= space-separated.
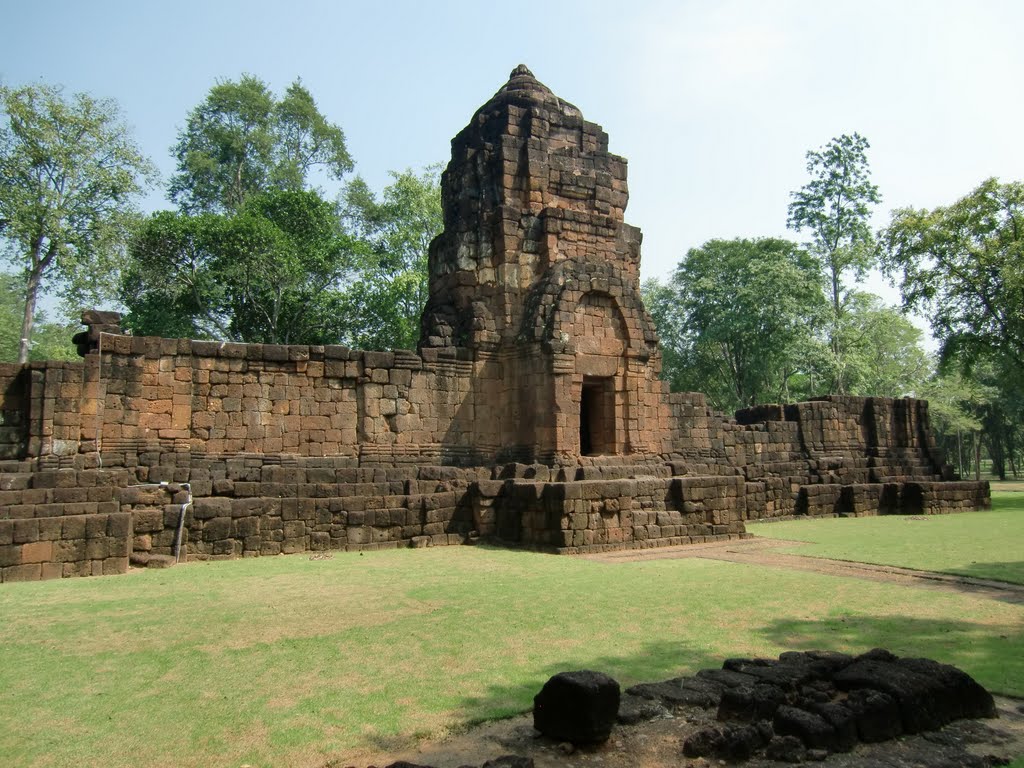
xmin=0 ymin=466 xmax=130 ymax=579
xmin=0 ymin=66 xmax=989 ymax=582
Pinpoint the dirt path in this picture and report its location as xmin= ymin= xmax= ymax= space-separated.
xmin=584 ymin=537 xmax=1024 ymax=605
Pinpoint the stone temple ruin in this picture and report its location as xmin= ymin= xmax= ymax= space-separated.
xmin=0 ymin=66 xmax=989 ymax=581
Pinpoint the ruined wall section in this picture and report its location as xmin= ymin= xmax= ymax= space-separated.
xmin=1 ymin=340 xmax=552 ymax=472
xmin=8 ymin=335 xmax=519 ymax=469
xmin=476 ymin=474 xmax=747 ymax=554
xmin=0 ymin=467 xmax=131 ymax=582
xmin=70 ymin=335 xmax=497 ymax=466
xmin=0 ymin=361 xmax=95 ymax=462
xmin=0 ymin=457 xmax=486 ymax=583
xmin=0 ymin=364 xmax=29 ymax=460
xmin=664 ymin=394 xmax=982 ymax=521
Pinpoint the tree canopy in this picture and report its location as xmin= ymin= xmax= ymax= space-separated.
xmin=0 ymin=82 xmax=155 ymax=362
xmin=123 ymin=74 xmax=378 ymax=345
xmin=338 ymin=166 xmax=441 ymax=350
xmin=882 ymin=177 xmax=1024 ymax=478
xmin=645 ymin=238 xmax=827 ymax=411
xmin=788 ymin=133 xmax=881 ymax=393
xmin=881 ymin=177 xmax=1024 ymax=376
xmin=122 ymin=188 xmax=360 ymax=345
xmin=835 ymin=291 xmax=931 ymax=398
xmin=168 ymin=75 xmax=352 ymax=214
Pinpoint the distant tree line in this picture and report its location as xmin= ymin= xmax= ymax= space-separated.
xmin=1 ymin=78 xmax=1020 ymax=477
xmin=643 ymin=134 xmax=1023 ymax=479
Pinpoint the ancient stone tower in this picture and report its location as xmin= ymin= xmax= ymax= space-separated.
xmin=420 ymin=65 xmax=664 ymax=463
xmin=0 ymin=65 xmax=989 ymax=582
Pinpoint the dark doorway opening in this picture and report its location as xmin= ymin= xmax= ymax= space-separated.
xmin=580 ymin=376 xmax=615 ymax=456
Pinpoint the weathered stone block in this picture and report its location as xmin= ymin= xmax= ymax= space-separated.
xmin=193 ymin=497 xmax=231 ymax=519
xmin=133 ymin=509 xmax=164 ymax=533
xmin=203 ymin=517 xmax=232 ymax=541
xmin=3 ymin=563 xmax=42 ymax=582
xmin=20 ymin=540 xmax=53 ymax=564
xmin=534 ymin=670 xmax=620 ymax=745
xmin=0 ymin=544 xmax=20 ymax=567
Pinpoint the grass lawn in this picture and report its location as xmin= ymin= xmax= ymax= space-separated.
xmin=747 ymin=486 xmax=1024 ymax=585
xmin=1 ymin=532 xmax=1022 ymax=768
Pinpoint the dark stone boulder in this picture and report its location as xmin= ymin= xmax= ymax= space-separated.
xmin=533 ymin=670 xmax=620 ymax=744
xmin=835 ymin=657 xmax=946 ymax=732
xmin=683 ymin=722 xmax=773 ymax=760
xmin=773 ymin=704 xmax=838 ymax=750
xmin=723 ymin=653 xmax=836 ymax=691
xmin=626 ymin=676 xmax=721 ymax=709
xmin=682 ymin=726 xmax=725 ymax=758
xmin=717 ymin=682 xmax=788 ymax=722
xmin=897 ymin=656 xmax=997 ymax=721
xmin=834 ymin=651 xmax=995 ymax=734
xmin=616 ymin=693 xmax=670 ymax=725
xmin=797 ymin=679 xmax=838 ymax=704
xmin=721 ymin=722 xmax=774 ymax=761
xmin=782 ymin=649 xmax=855 ymax=674
xmin=765 ymin=734 xmax=807 ymax=763
xmin=844 ymin=687 xmax=903 ymax=742
xmin=695 ymin=666 xmax=758 ymax=689
xmin=806 ymin=701 xmax=858 ymax=752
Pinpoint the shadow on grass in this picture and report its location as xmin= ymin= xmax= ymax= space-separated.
xmin=358 ymin=638 xmax=722 ymax=757
xmin=951 ymin=560 xmax=1024 ymax=588
xmin=992 ymin=492 xmax=1024 ymax=512
xmin=357 ymin=613 xmax=1023 ymax=762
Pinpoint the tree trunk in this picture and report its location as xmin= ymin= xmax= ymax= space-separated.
xmin=18 ymin=236 xmax=56 ymax=365
xmin=830 ymin=264 xmax=844 ymax=395
xmin=974 ymin=433 xmax=982 ymax=481
xmin=957 ymin=428 xmax=964 ymax=479
xmin=18 ymin=265 xmax=43 ymax=365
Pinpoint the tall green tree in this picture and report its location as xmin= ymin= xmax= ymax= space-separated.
xmin=974 ymin=369 xmax=1023 ymax=480
xmin=169 ymin=75 xmax=352 ymax=214
xmin=123 ymin=189 xmax=359 ymax=344
xmin=339 ymin=166 xmax=442 ymax=350
xmin=881 ymin=177 xmax=1024 ymax=378
xmin=918 ymin=370 xmax=990 ymax=479
xmin=788 ymin=133 xmax=881 ymax=393
xmin=641 ymin=278 xmax=690 ymax=394
xmin=0 ymin=82 xmax=155 ymax=363
xmin=835 ymin=291 xmax=931 ymax=398
xmin=882 ymin=178 xmax=1024 ymax=478
xmin=646 ymin=238 xmax=827 ymax=411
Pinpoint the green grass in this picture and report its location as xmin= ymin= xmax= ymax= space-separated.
xmin=1 ymin=539 xmax=1022 ymax=768
xmin=747 ymin=489 xmax=1024 ymax=584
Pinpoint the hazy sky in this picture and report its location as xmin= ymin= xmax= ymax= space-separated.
xmin=4 ymin=0 xmax=1023 ymax=297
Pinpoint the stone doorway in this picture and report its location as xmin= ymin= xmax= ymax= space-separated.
xmin=580 ymin=376 xmax=615 ymax=455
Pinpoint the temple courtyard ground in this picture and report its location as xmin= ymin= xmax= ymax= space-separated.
xmin=1 ymin=486 xmax=1021 ymax=768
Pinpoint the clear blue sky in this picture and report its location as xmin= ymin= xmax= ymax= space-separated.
xmin=4 ymin=0 xmax=1023 ymax=294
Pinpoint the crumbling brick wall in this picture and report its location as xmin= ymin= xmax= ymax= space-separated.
xmin=476 ymin=474 xmax=747 ymax=553
xmin=0 ymin=468 xmax=131 ymax=581
xmin=0 ymin=364 xmax=28 ymax=460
